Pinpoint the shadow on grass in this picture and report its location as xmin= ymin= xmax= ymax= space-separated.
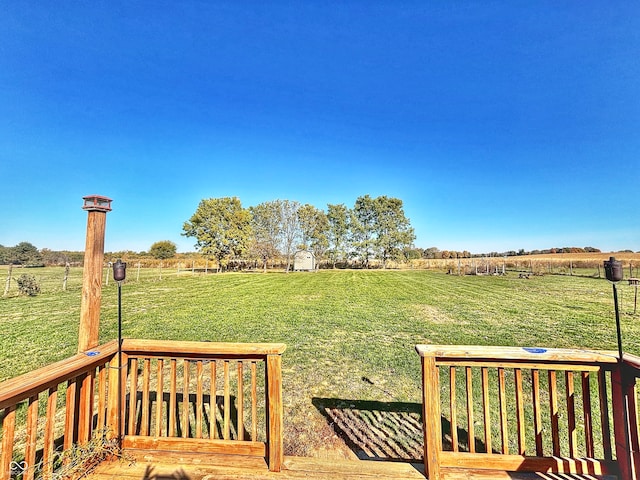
xmin=312 ymin=397 xmax=488 ymax=463
xmin=312 ymin=397 xmax=424 ymax=462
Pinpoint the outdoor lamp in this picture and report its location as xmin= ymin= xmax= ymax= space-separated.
xmin=113 ymin=259 xmax=127 ymax=283
xmin=604 ymin=256 xmax=624 ymax=283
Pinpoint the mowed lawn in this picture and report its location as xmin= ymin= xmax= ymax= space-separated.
xmin=2 ymin=268 xmax=638 ymax=455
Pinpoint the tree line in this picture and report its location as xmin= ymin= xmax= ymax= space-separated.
xmin=182 ymin=195 xmax=416 ymax=272
xmin=416 ymin=246 xmax=605 ymax=260
xmin=0 ymin=242 xmax=52 ymax=266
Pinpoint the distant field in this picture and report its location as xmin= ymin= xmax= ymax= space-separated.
xmin=411 ymin=251 xmax=640 ymax=277
xmin=2 ymin=267 xmax=639 ymax=456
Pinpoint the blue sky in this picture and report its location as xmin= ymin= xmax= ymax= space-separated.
xmin=1 ymin=2 xmax=638 ymax=254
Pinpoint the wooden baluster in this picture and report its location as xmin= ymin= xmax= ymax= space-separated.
xmin=237 ymin=361 xmax=244 ymax=440
xmin=64 ymin=378 xmax=78 ymax=450
xmin=1 ymin=405 xmax=17 ymax=480
xmin=266 ymin=353 xmax=284 ymax=473
xmin=169 ymin=359 xmax=177 ymax=437
xmin=155 ymin=359 xmax=164 ymax=437
xmin=514 ymin=368 xmax=526 ymax=455
xmin=628 ymin=374 xmax=640 ymax=479
xmin=196 ymin=360 xmax=204 ymax=439
xmin=210 ymin=361 xmax=217 ymax=439
xmin=97 ymin=364 xmax=107 ymax=433
xmin=466 ymin=366 xmax=475 ymax=453
xmin=481 ymin=367 xmax=492 ymax=454
xmin=582 ymin=371 xmax=594 ymax=457
xmin=141 ymin=358 xmax=151 ymax=436
xmin=251 ymin=361 xmax=258 ymax=441
xmin=598 ymin=368 xmax=613 ymax=461
xmin=182 ymin=359 xmax=190 ymax=438
xmin=43 ymin=386 xmax=58 ymax=479
xmin=24 ymin=395 xmax=39 ymax=480
xmin=106 ymin=352 xmax=128 ymax=442
xmin=224 ymin=360 xmax=231 ymax=440
xmin=450 ymin=366 xmax=459 ymax=452
xmin=532 ymin=369 xmax=543 ymax=456
xmin=77 ymin=371 xmax=95 ymax=444
xmin=566 ymin=371 xmax=577 ymax=457
xmin=549 ymin=370 xmax=561 ymax=456
xmin=128 ymin=358 xmax=139 ymax=436
xmin=498 ymin=367 xmax=509 ymax=454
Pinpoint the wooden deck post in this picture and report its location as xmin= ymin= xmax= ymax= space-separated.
xmin=78 ymin=195 xmax=112 ymax=353
xmin=77 ymin=196 xmax=112 ymax=445
xmin=420 ymin=353 xmax=441 ymax=480
xmin=266 ymin=353 xmax=284 ymax=472
xmin=612 ymin=364 xmax=639 ymax=480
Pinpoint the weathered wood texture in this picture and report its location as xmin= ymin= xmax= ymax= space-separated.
xmin=0 ymin=342 xmax=116 ymax=480
xmin=84 ymin=450 xmax=617 ymax=480
xmin=78 ymin=210 xmax=107 ymax=353
xmin=84 ymin=450 xmax=427 ymax=480
xmin=416 ymin=345 xmax=640 ymax=480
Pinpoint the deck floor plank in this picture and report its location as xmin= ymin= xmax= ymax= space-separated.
xmin=83 ymin=451 xmax=617 ymax=480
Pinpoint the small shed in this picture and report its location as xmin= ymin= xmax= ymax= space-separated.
xmin=293 ymin=250 xmax=316 ymax=271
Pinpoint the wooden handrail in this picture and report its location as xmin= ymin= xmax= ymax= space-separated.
xmin=121 ymin=338 xmax=286 ymax=357
xmin=623 ymin=353 xmax=640 ymax=371
xmin=416 ymin=344 xmax=619 ymax=364
xmin=0 ymin=340 xmax=118 ymax=410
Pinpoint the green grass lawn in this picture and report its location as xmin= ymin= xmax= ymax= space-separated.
xmin=2 ymin=267 xmax=638 ymax=456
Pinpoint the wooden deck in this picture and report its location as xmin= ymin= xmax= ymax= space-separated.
xmin=2 ymin=341 xmax=636 ymax=480
xmin=85 ymin=450 xmax=617 ymax=480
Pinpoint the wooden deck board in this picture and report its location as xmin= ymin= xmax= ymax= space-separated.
xmin=83 ymin=451 xmax=617 ymax=480
xmin=85 ymin=450 xmax=425 ymax=479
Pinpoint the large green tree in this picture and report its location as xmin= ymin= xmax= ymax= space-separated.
xmin=149 ymin=240 xmax=177 ymax=260
xmin=182 ymin=197 xmax=252 ymax=272
xmin=279 ymin=200 xmax=301 ymax=272
xmin=326 ymin=203 xmax=350 ymax=268
xmin=350 ymin=195 xmax=377 ymax=268
xmin=12 ymin=242 xmax=42 ymax=266
xmin=249 ymin=201 xmax=283 ymax=272
xmin=297 ymin=204 xmax=329 ymax=267
xmin=372 ymin=196 xmax=415 ymax=268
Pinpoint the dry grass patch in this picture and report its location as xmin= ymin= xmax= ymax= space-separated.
xmin=410 ymin=304 xmax=463 ymax=325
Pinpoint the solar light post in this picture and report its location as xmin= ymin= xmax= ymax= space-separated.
xmin=604 ymin=256 xmax=624 ymax=362
xmin=113 ymin=259 xmax=126 ymax=447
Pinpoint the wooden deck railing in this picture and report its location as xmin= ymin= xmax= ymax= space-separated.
xmin=0 ymin=340 xmax=118 ymax=480
xmin=115 ymin=339 xmax=286 ymax=471
xmin=416 ymin=345 xmax=640 ymax=480
xmin=0 ymin=339 xmax=286 ymax=479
